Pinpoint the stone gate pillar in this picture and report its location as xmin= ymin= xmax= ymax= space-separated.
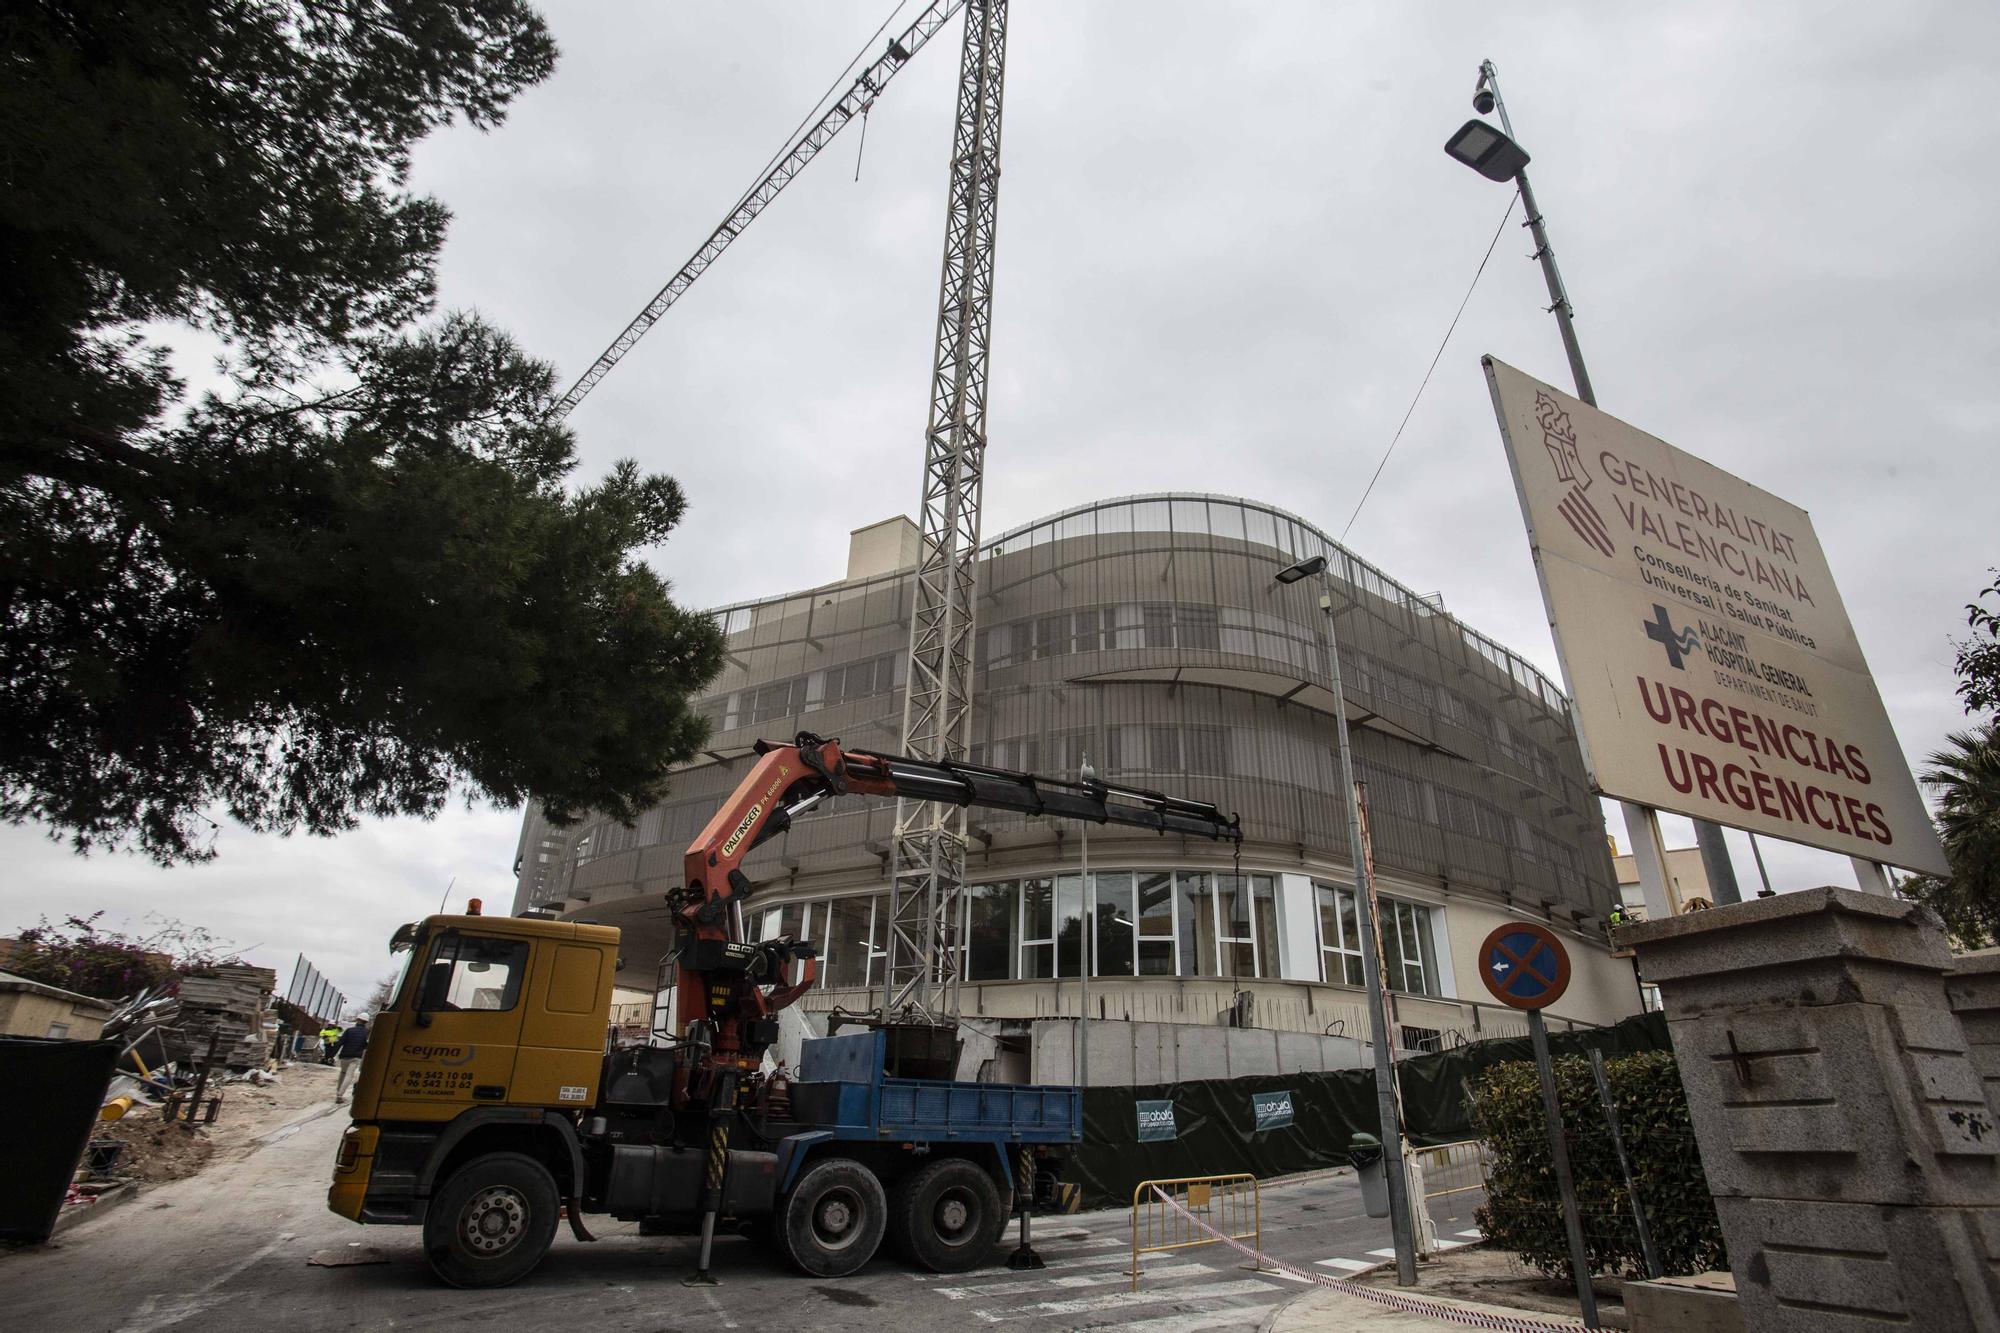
xmin=1623 ymin=887 xmax=2000 ymax=1331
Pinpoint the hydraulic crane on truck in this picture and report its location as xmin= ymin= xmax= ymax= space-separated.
xmin=330 ymin=731 xmax=1238 ymax=1288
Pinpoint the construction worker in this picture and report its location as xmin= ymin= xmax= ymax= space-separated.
xmin=319 ymin=1023 xmax=340 ymax=1065
xmin=332 ymin=1016 xmax=370 ymax=1100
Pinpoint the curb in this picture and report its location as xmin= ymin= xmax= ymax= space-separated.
xmin=1257 ymin=1258 xmax=1395 ymax=1333
xmin=52 ymin=1181 xmax=142 ymax=1236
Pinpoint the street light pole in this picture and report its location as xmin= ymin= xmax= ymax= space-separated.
xmin=1077 ymin=752 xmax=1096 ymax=1089
xmin=1466 ymin=59 xmax=1742 ymax=911
xmin=1278 ymin=554 xmax=1418 ymax=1286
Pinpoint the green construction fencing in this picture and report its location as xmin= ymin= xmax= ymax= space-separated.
xmin=1064 ymin=1009 xmax=1668 ymax=1210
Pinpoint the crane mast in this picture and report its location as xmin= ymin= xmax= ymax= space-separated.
xmin=884 ymin=0 xmax=1009 ymax=1021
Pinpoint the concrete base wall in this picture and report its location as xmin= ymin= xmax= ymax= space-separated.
xmin=1028 ymin=1018 xmax=1367 ymax=1085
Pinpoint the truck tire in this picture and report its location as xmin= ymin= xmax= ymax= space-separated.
xmin=422 ymin=1152 xmax=561 ymax=1288
xmin=888 ymin=1157 xmax=1004 ymax=1274
xmin=776 ymin=1157 xmax=886 ymax=1278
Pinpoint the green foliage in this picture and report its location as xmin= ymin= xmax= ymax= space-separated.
xmin=1899 ymin=721 xmax=2000 ymax=950
xmin=7 ymin=911 xmax=236 ymax=1001
xmin=1 ymin=3 xmax=725 ymax=861
xmin=1956 ymin=573 xmax=2000 ymax=718
xmin=1471 ymin=1050 xmax=1726 ymax=1281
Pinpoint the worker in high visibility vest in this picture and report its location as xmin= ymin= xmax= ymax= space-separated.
xmin=319 ymin=1024 xmax=341 ymax=1064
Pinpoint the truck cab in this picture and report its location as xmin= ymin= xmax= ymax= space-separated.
xmin=328 ymin=912 xmax=617 ymax=1281
xmin=330 ymin=910 xmax=1079 ymax=1288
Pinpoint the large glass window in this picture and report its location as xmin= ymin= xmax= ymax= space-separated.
xmin=1316 ymin=881 xmax=1365 ymax=986
xmin=821 ymin=896 xmax=874 ymax=989
xmin=1177 ymin=871 xmax=1219 ymax=977
xmin=1055 ymin=873 xmax=1088 ymax=977
xmin=1382 ymin=899 xmax=1440 ymax=996
xmin=1136 ymin=873 xmax=1176 ymax=976
xmin=758 ymin=901 xmax=813 ymax=944
xmin=1020 ymin=877 xmax=1056 ymax=980
xmin=1216 ymin=873 xmax=1257 ymax=977
xmin=1094 ymin=872 xmax=1135 ymax=976
xmin=965 ymin=881 xmax=1017 ymax=982
xmin=1252 ymin=875 xmax=1282 ymax=979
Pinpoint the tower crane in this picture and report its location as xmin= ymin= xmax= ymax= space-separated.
xmin=549 ymin=1 xmax=1012 ymax=1028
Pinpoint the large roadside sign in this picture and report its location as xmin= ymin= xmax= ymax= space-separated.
xmin=1484 ymin=357 xmax=1946 ymax=876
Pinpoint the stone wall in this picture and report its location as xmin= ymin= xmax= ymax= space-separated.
xmin=1624 ymin=888 xmax=2000 ymax=1331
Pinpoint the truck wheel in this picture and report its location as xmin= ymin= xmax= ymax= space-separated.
xmin=777 ymin=1157 xmax=886 ymax=1278
xmin=423 ymin=1152 xmax=561 ymax=1288
xmin=889 ymin=1157 xmax=1004 ymax=1274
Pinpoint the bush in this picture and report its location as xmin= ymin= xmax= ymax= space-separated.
xmin=1471 ymin=1050 xmax=1726 ymax=1280
xmin=7 ymin=912 xmax=236 ymax=1002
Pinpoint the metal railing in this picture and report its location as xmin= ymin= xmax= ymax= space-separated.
xmin=1129 ymin=1174 xmax=1262 ymax=1291
xmin=1412 ymin=1138 xmax=1490 ymax=1203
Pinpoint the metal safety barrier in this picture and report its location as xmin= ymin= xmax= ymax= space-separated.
xmin=1128 ymin=1174 xmax=1262 ymax=1291
xmin=1412 ymin=1138 xmax=1490 ymax=1203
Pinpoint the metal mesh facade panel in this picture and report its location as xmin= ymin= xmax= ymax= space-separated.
xmin=517 ymin=495 xmax=1617 ymax=928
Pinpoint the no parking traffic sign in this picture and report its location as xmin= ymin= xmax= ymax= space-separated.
xmin=1476 ymin=922 xmax=1571 ymax=1011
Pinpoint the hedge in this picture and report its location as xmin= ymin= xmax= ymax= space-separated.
xmin=1471 ymin=1049 xmax=1726 ymax=1280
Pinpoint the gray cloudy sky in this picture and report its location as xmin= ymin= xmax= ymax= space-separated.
xmin=6 ymin=1 xmax=1995 ymax=1003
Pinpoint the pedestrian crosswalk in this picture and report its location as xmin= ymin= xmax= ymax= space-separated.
xmin=907 ymin=1224 xmax=1488 ymax=1330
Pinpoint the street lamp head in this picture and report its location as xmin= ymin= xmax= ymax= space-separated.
xmin=1445 ymin=118 xmax=1530 ymax=182
xmin=1275 ymin=554 xmax=1328 ymax=585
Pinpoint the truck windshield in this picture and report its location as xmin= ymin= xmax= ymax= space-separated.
xmin=416 ymin=935 xmax=531 ymax=1013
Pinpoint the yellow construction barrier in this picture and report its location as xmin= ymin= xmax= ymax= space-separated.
xmin=1128 ymin=1174 xmax=1262 ymax=1291
xmin=1410 ymin=1138 xmax=1489 ymax=1203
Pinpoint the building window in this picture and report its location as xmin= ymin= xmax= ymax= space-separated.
xmin=1093 ymin=872 xmax=1136 ymax=976
xmin=1382 ymin=899 xmax=1440 ymax=997
xmin=46 ymin=1022 xmax=70 ymax=1039
xmin=1176 ymin=870 xmax=1218 ymax=978
xmin=1135 ymin=872 xmax=1176 ymax=975
xmin=1019 ymin=877 xmax=1056 ymax=980
xmin=1315 ymin=881 xmax=1365 ymax=987
xmin=1055 ymin=873 xmax=1088 ymax=977
xmin=965 ymin=881 xmax=1017 ymax=982
xmin=821 ymin=896 xmax=876 ymax=990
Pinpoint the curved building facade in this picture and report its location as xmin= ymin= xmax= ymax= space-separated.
xmin=512 ymin=495 xmax=1637 ymax=1055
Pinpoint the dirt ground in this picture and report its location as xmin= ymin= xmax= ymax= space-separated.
xmin=1357 ymin=1244 xmax=1633 ymax=1329
xmin=88 ymin=1060 xmax=342 ymax=1186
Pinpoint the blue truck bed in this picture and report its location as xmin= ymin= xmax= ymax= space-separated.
xmin=792 ymin=1029 xmax=1080 ymax=1145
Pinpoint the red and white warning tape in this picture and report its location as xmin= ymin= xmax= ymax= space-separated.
xmin=1146 ymin=1187 xmax=1581 ymax=1333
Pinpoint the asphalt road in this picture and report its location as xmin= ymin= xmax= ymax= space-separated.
xmin=5 ymin=1094 xmax=1483 ymax=1332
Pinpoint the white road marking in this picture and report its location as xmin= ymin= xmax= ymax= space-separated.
xmin=1433 ymin=1238 xmax=1466 ymax=1250
xmin=1365 ymin=1248 xmax=1399 ymax=1259
xmin=1315 ymin=1257 xmax=1374 ymax=1273
xmin=1095 ymin=1303 xmax=1280 ymax=1332
xmin=912 ymin=1247 xmax=1139 ymax=1283
xmin=935 ymin=1261 xmax=1212 ymax=1300
xmin=975 ymin=1276 xmax=1283 ymax=1321
xmin=906 ymin=1235 xmax=1128 ymax=1279
xmin=1456 ymin=1229 xmax=1484 ymax=1239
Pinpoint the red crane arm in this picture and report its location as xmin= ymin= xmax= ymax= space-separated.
xmin=667 ymin=732 xmax=1239 ymax=1081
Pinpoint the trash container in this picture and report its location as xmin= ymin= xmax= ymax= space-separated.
xmin=1349 ymin=1132 xmax=1389 ymax=1218
xmin=0 ymin=1036 xmax=119 ymax=1243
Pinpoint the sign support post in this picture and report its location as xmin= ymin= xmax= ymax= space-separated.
xmin=1530 ymin=1007 xmax=1600 ymax=1329
xmin=1477 ymin=920 xmax=1596 ymax=1329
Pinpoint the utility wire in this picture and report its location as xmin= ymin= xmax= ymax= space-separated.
xmin=1339 ymin=195 xmax=1518 ymax=542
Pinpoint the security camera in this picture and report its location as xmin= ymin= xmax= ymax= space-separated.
xmin=1473 ymin=87 xmax=1496 ymax=115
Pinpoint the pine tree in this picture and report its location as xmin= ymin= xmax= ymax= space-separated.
xmin=1 ymin=3 xmax=723 ymax=862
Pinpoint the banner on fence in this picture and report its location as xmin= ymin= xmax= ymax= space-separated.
xmin=1136 ymin=1099 xmax=1178 ymax=1142
xmin=1251 ymin=1089 xmax=1294 ymax=1131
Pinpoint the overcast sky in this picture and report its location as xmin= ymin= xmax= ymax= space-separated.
xmin=6 ymin=1 xmax=1995 ymax=1005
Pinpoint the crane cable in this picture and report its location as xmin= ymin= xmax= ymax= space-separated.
xmin=736 ymin=0 xmax=913 ymax=213
xmin=1338 ymin=195 xmax=1517 ymax=543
